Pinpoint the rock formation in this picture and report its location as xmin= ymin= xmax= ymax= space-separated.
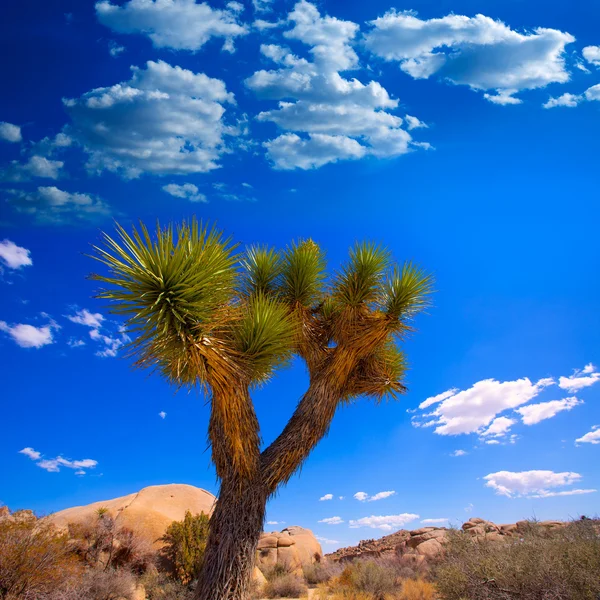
xmin=50 ymin=484 xmax=216 ymax=548
xmin=326 ymin=517 xmax=569 ymax=564
xmin=256 ymin=526 xmax=323 ymax=575
xmin=47 ymin=484 xmax=323 ymax=580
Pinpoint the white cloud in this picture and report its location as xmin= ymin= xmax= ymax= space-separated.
xmin=0 ymin=122 xmax=22 ymax=143
xmin=354 ymin=491 xmax=396 ymax=502
xmin=0 ymin=240 xmax=32 ymax=270
xmin=365 ymin=11 xmax=574 ymax=104
xmin=543 ymin=92 xmax=582 ymax=108
xmin=484 ymin=470 xmax=596 ymax=498
xmin=0 ymin=320 xmax=57 ymax=348
xmin=67 ymin=309 xmax=105 ymax=329
xmin=419 ymin=389 xmax=458 ymax=410
xmin=6 ymin=186 xmax=111 ymax=224
xmin=315 ymin=535 xmax=339 ymax=545
xmin=159 ymin=411 xmax=167 ymax=419
xmin=415 ymin=377 xmax=553 ymax=436
xmin=483 ymin=90 xmax=523 ymax=105
xmin=576 ymin=425 xmax=600 ymax=445
xmin=516 ymin=396 xmax=583 ymax=425
xmin=64 ymin=60 xmax=236 ymax=178
xmin=253 ymin=0 xmax=274 ymax=13
xmin=246 ymin=1 xmax=426 ymax=170
xmin=558 ymin=364 xmax=600 ymax=392
xmin=349 ymin=513 xmax=419 ymax=531
xmin=464 ymin=503 xmax=474 ymax=513
xmin=421 ymin=518 xmax=448 ymax=524
xmin=162 ymin=183 xmax=207 ymax=202
xmin=319 ymin=493 xmax=333 ymax=501
xmin=108 ymin=40 xmax=125 ymax=57
xmin=480 ymin=416 xmax=516 ymax=439
xmin=89 ymin=328 xmax=128 ymax=358
xmin=1 ymin=155 xmax=64 ymax=182
xmin=583 ymin=46 xmax=600 ymax=67
xmin=19 ymin=447 xmax=41 ymax=460
xmin=96 ymin=0 xmax=247 ymax=52
xmin=68 ymin=338 xmax=86 ymax=348
xmin=19 ymin=447 xmax=98 ymax=475
xmin=318 ymin=516 xmax=344 ymax=525
xmin=451 ymin=449 xmax=467 ymax=457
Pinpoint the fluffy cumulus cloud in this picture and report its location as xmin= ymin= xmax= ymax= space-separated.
xmin=558 ymin=364 xmax=600 ymax=392
xmin=582 ymin=46 xmax=600 ymax=67
xmin=0 ymin=239 xmax=32 ymax=270
xmin=319 ymin=493 xmax=333 ymax=501
xmin=364 ymin=11 xmax=574 ymax=105
xmin=576 ymin=425 xmax=600 ymax=445
xmin=318 ymin=516 xmax=344 ymax=525
xmin=19 ymin=447 xmax=98 ymax=475
xmin=349 ymin=513 xmax=420 ymax=531
xmin=96 ymin=0 xmax=247 ymax=52
xmin=1 ymin=155 xmax=64 ymax=182
xmin=484 ymin=470 xmax=596 ymax=498
xmin=0 ymin=319 xmax=58 ymax=348
xmin=67 ymin=309 xmax=104 ymax=329
xmin=159 ymin=411 xmax=167 ymax=419
xmin=5 ymin=186 xmax=110 ymax=224
xmin=162 ymin=183 xmax=207 ymax=202
xmin=415 ymin=376 xmax=554 ymax=436
xmin=0 ymin=121 xmax=22 ymax=143
xmin=246 ymin=1 xmax=427 ymax=170
xmin=543 ymin=84 xmax=600 ymax=108
xmin=516 ymin=396 xmax=583 ymax=425
xmin=354 ymin=491 xmax=396 ymax=502
xmin=64 ymin=60 xmax=236 ymax=178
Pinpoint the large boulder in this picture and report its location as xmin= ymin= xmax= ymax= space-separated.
xmin=256 ymin=527 xmax=323 ymax=576
xmin=49 ymin=484 xmax=216 ymax=547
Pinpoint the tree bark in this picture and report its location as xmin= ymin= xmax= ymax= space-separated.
xmin=195 ymin=474 xmax=268 ymax=600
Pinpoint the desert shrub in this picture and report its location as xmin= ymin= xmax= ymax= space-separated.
xmin=263 ymin=561 xmax=297 ymax=582
xmin=399 ymin=579 xmax=436 ymax=600
xmin=0 ymin=513 xmax=81 ymax=599
xmin=160 ymin=511 xmax=210 ymax=585
xmin=263 ymin=574 xmax=308 ymax=598
xmin=303 ymin=561 xmax=343 ymax=585
xmin=140 ymin=571 xmax=195 ymax=600
xmin=434 ymin=518 xmax=600 ymax=600
xmin=68 ymin=509 xmax=155 ymax=574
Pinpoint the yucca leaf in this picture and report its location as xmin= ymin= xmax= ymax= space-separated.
xmin=382 ymin=262 xmax=434 ymax=320
xmin=333 ymin=242 xmax=391 ymax=308
xmin=240 ymin=245 xmax=282 ymax=298
xmin=279 ymin=239 xmax=326 ymax=307
xmin=233 ymin=293 xmax=296 ymax=383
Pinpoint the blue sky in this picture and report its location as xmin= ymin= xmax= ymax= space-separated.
xmin=1 ymin=0 xmax=599 ymax=551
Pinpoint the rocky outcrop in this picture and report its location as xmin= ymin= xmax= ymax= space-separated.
xmin=327 ymin=517 xmax=571 ymax=564
xmin=49 ymin=484 xmax=216 ymax=547
xmin=256 ymin=527 xmax=323 ymax=576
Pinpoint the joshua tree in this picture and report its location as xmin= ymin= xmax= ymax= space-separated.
xmin=91 ymin=219 xmax=432 ymax=600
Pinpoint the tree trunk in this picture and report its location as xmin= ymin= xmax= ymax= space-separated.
xmin=195 ymin=475 xmax=268 ymax=600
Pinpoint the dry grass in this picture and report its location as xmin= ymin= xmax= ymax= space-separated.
xmin=263 ymin=573 xmax=308 ymax=598
xmin=312 ymin=558 xmax=434 ymax=600
xmin=434 ymin=518 xmax=600 ymax=600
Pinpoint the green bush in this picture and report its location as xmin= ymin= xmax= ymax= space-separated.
xmin=434 ymin=518 xmax=600 ymax=600
xmin=160 ymin=511 xmax=210 ymax=585
xmin=302 ymin=561 xmax=342 ymax=584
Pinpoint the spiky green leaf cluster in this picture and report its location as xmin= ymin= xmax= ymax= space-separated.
xmin=279 ymin=240 xmax=326 ymax=306
xmin=382 ymin=262 xmax=434 ymax=320
xmin=234 ymin=293 xmax=297 ymax=382
xmin=333 ymin=242 xmax=391 ymax=308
